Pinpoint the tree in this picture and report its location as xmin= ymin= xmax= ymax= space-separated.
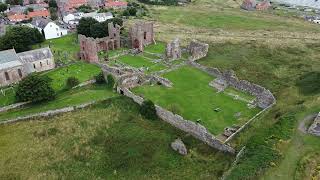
xmin=90 ymin=23 xmax=107 ymax=38
xmin=15 ymin=74 xmax=55 ymax=103
xmin=77 ymin=17 xmax=98 ymax=37
xmin=128 ymin=7 xmax=137 ymax=16
xmin=0 ymin=26 xmax=44 ymax=52
xmin=48 ymin=0 xmax=57 ymax=8
xmin=140 ymin=100 xmax=157 ymax=120
xmin=76 ymin=4 xmax=92 ymax=13
xmin=95 ymin=72 xmax=106 ymax=84
xmin=66 ymin=76 xmax=80 ymax=89
xmin=6 ymin=0 xmax=22 ymax=5
xmin=0 ymin=3 xmax=8 ymax=12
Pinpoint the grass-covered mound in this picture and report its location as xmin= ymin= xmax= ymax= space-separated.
xmin=0 ymin=97 xmax=233 ymax=179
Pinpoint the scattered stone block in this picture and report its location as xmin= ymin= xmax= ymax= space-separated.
xmin=188 ymin=40 xmax=209 ymax=61
xmin=166 ymin=38 xmax=182 ymax=60
xmin=308 ymin=112 xmax=320 ymax=136
xmin=171 ymin=138 xmax=188 ymax=155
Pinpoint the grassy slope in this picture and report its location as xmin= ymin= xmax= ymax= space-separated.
xmin=0 ymin=97 xmax=233 ymax=179
xmin=0 ymin=62 xmax=101 ymax=107
xmin=0 ymin=84 xmax=117 ymax=121
xmin=134 ymin=66 xmax=259 ymax=135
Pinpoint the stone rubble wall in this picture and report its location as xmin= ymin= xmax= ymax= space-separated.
xmin=188 ymin=40 xmax=209 ymax=61
xmin=0 ymin=101 xmax=30 ymax=113
xmin=0 ymin=101 xmax=97 ymax=125
xmin=119 ymin=87 xmax=235 ymax=154
xmin=189 ymin=61 xmax=276 ymax=109
xmin=308 ymin=112 xmax=320 ymax=136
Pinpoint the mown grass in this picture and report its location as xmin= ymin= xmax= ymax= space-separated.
xmin=144 ymin=42 xmax=166 ymax=54
xmin=134 ymin=66 xmax=260 ymax=135
xmin=33 ymin=34 xmax=80 ymax=62
xmin=0 ymin=97 xmax=233 ymax=179
xmin=0 ymin=84 xmax=117 ymax=121
xmin=117 ymin=54 xmax=166 ymax=72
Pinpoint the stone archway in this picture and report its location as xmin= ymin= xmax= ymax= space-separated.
xmin=133 ymin=39 xmax=140 ymax=49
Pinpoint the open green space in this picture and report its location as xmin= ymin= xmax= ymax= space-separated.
xmin=0 ymin=97 xmax=233 ymax=179
xmin=144 ymin=42 xmax=166 ymax=54
xmin=133 ymin=66 xmax=260 ymax=134
xmin=117 ymin=54 xmax=166 ymax=72
xmin=33 ymin=34 xmax=80 ymax=62
xmin=0 ymin=84 xmax=117 ymax=121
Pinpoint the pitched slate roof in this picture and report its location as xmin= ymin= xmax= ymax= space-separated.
xmin=17 ymin=47 xmax=53 ymax=63
xmin=31 ymin=17 xmax=51 ymax=29
xmin=0 ymin=49 xmax=23 ymax=71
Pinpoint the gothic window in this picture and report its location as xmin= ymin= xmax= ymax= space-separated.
xmin=144 ymin=32 xmax=147 ymax=40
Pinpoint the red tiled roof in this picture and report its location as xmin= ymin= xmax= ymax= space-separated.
xmin=105 ymin=0 xmax=127 ymax=7
xmin=8 ymin=14 xmax=29 ymax=22
xmin=28 ymin=9 xmax=50 ymax=18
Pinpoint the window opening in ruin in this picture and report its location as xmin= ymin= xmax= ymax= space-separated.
xmin=33 ymin=64 xmax=36 ymax=69
xmin=144 ymin=32 xmax=147 ymax=40
xmin=18 ymin=69 xmax=22 ymax=78
xmin=4 ymin=72 xmax=9 ymax=81
xmin=40 ymin=62 xmax=42 ymax=67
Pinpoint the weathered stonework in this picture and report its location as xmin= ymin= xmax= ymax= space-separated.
xmin=171 ymin=138 xmax=187 ymax=155
xmin=79 ymin=22 xmax=121 ymax=63
xmin=188 ymin=40 xmax=209 ymax=61
xmin=189 ymin=61 xmax=276 ymax=109
xmin=308 ymin=112 xmax=320 ymax=136
xmin=166 ymin=38 xmax=181 ymax=60
xmin=128 ymin=21 xmax=154 ymax=52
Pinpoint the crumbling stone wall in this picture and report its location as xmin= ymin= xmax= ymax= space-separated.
xmin=79 ymin=22 xmax=121 ymax=63
xmin=308 ymin=112 xmax=320 ymax=136
xmin=119 ymin=87 xmax=235 ymax=154
xmin=128 ymin=21 xmax=154 ymax=52
xmin=188 ymin=40 xmax=209 ymax=61
xmin=166 ymin=38 xmax=181 ymax=60
xmin=189 ymin=61 xmax=276 ymax=109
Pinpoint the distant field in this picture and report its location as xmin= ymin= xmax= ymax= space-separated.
xmin=134 ymin=66 xmax=260 ymax=135
xmin=0 ymin=97 xmax=233 ymax=179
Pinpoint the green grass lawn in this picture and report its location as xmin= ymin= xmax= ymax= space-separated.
xmin=0 ymin=62 xmax=101 ymax=108
xmin=144 ymin=42 xmax=166 ymax=54
xmin=133 ymin=66 xmax=260 ymax=135
xmin=44 ymin=62 xmax=101 ymax=91
xmin=117 ymin=54 xmax=166 ymax=72
xmin=0 ymin=97 xmax=233 ymax=179
xmin=33 ymin=34 xmax=80 ymax=62
xmin=0 ymin=84 xmax=117 ymax=121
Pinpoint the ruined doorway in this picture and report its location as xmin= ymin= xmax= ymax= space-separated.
xmin=133 ymin=39 xmax=140 ymax=49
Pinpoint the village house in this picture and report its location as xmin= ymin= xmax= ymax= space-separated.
xmin=30 ymin=17 xmax=68 ymax=40
xmin=105 ymin=0 xmax=127 ymax=9
xmin=63 ymin=11 xmax=113 ymax=24
xmin=7 ymin=4 xmax=50 ymax=22
xmin=57 ymin=0 xmax=88 ymax=13
xmin=0 ymin=47 xmax=55 ymax=87
xmin=256 ymin=0 xmax=271 ymax=10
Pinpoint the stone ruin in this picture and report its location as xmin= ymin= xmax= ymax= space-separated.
xmin=128 ymin=21 xmax=155 ymax=52
xmin=166 ymin=38 xmax=182 ymax=60
xmin=79 ymin=22 xmax=121 ymax=63
xmin=188 ymin=40 xmax=209 ymax=61
xmin=171 ymin=138 xmax=187 ymax=155
xmin=308 ymin=112 xmax=320 ymax=136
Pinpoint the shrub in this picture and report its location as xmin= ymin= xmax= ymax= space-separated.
xmin=95 ymin=72 xmax=106 ymax=84
xmin=140 ymin=100 xmax=157 ymax=120
xmin=66 ymin=76 xmax=80 ymax=89
xmin=15 ymin=73 xmax=55 ymax=103
xmin=106 ymin=74 xmax=115 ymax=88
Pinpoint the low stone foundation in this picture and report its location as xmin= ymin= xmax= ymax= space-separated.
xmin=308 ymin=112 xmax=320 ymax=136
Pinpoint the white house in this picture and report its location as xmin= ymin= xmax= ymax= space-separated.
xmin=63 ymin=12 xmax=113 ymax=24
xmin=31 ymin=17 xmax=68 ymax=40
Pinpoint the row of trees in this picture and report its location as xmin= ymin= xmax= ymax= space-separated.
xmin=0 ymin=26 xmax=44 ymax=53
xmin=77 ymin=17 xmax=123 ymax=38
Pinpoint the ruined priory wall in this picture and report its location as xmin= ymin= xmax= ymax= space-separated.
xmin=119 ymin=87 xmax=235 ymax=154
xmin=189 ymin=61 xmax=276 ymax=109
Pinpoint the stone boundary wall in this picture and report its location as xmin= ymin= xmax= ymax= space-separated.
xmin=0 ymin=101 xmax=30 ymax=113
xmin=118 ymin=87 xmax=235 ymax=154
xmin=221 ymin=146 xmax=246 ymax=180
xmin=0 ymin=101 xmax=97 ymax=125
xmin=188 ymin=61 xmax=276 ymax=109
xmin=224 ymin=102 xmax=275 ymax=143
xmin=72 ymin=79 xmax=96 ymax=89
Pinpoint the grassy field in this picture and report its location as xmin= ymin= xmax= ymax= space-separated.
xmin=117 ymin=54 xmax=166 ymax=72
xmin=134 ymin=66 xmax=260 ymax=135
xmin=0 ymin=62 xmax=101 ymax=108
xmin=0 ymin=84 xmax=117 ymax=121
xmin=33 ymin=34 xmax=80 ymax=63
xmin=144 ymin=42 xmax=166 ymax=54
xmin=0 ymin=97 xmax=233 ymax=179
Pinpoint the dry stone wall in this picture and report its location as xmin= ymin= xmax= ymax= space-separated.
xmin=118 ymin=87 xmax=235 ymax=154
xmin=189 ymin=61 xmax=276 ymax=109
